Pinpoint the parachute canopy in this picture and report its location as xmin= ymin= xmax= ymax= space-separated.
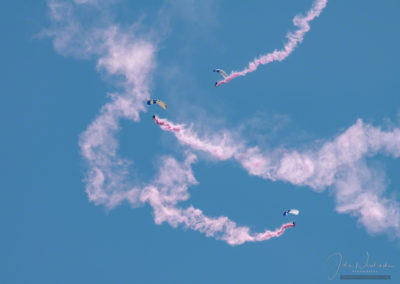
xmin=147 ymin=99 xmax=167 ymax=110
xmin=213 ymin=68 xmax=228 ymax=79
xmin=283 ymin=209 xmax=299 ymax=216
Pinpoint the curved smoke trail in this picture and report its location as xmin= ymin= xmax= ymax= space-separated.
xmin=139 ymin=153 xmax=296 ymax=246
xmin=216 ymin=0 xmax=328 ymax=87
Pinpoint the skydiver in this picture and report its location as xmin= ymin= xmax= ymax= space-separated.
xmin=213 ymin=68 xmax=228 ymax=87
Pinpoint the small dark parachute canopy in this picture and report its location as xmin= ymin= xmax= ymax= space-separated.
xmin=147 ymin=99 xmax=167 ymax=110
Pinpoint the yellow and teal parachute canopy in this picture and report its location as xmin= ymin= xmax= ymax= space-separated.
xmin=147 ymin=99 xmax=167 ymax=110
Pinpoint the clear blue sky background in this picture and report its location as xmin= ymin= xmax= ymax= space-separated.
xmin=1 ymin=0 xmax=399 ymax=283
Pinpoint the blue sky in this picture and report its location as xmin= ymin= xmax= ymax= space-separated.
xmin=1 ymin=0 xmax=400 ymax=283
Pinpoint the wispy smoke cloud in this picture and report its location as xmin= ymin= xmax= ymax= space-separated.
xmin=216 ymin=0 xmax=328 ymax=86
xmin=153 ymin=116 xmax=400 ymax=237
xmin=79 ymin=27 xmax=156 ymax=208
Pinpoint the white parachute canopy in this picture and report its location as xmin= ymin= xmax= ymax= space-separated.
xmin=213 ymin=68 xmax=228 ymax=79
xmin=283 ymin=209 xmax=299 ymax=216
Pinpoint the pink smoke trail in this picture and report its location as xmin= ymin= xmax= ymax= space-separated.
xmin=215 ymin=0 xmax=328 ymax=87
xmin=255 ymin=222 xmax=296 ymax=241
xmin=153 ymin=115 xmax=238 ymax=159
xmin=153 ymin=115 xmax=182 ymax=132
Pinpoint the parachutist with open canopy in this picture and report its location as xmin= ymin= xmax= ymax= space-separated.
xmin=213 ymin=68 xmax=228 ymax=87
